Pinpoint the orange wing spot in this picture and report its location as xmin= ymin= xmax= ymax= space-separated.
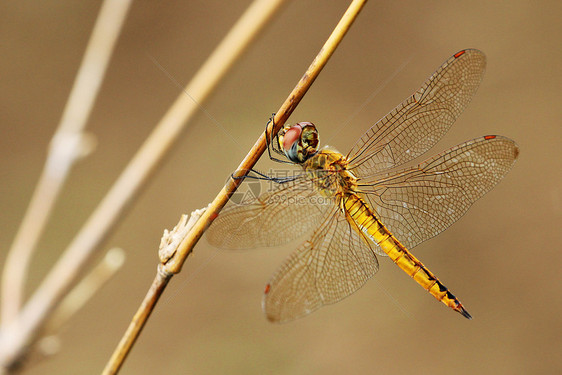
xmin=484 ymin=135 xmax=496 ymax=140
xmin=209 ymin=212 xmax=219 ymax=221
xmin=454 ymin=50 xmax=466 ymax=58
xmin=264 ymin=284 xmax=271 ymax=294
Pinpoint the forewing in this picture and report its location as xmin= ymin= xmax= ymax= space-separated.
xmin=263 ymin=204 xmax=379 ymax=323
xmin=359 ymin=135 xmax=519 ymax=249
xmin=347 ymin=49 xmax=486 ymax=175
xmin=206 ymin=174 xmax=335 ymax=249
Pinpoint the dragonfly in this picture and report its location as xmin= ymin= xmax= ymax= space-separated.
xmin=207 ymin=49 xmax=519 ymax=323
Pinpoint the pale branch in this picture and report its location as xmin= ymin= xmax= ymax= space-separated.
xmin=102 ymin=1 xmax=368 ymax=373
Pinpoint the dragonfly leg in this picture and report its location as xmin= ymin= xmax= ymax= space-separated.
xmin=230 ymin=168 xmax=297 ymax=184
xmin=265 ymin=113 xmax=293 ymax=164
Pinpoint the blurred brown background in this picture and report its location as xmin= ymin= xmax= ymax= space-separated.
xmin=1 ymin=1 xmax=561 ymax=374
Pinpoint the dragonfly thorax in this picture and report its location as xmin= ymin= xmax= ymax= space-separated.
xmin=303 ymin=148 xmax=359 ymax=199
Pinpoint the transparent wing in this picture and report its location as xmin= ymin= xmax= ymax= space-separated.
xmin=347 ymin=49 xmax=486 ymax=175
xmin=263 ymin=203 xmax=379 ymax=323
xmin=358 ymin=135 xmax=519 ymax=249
xmin=206 ymin=174 xmax=335 ymax=249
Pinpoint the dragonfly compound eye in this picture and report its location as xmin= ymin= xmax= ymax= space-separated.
xmin=282 ymin=125 xmax=302 ymax=153
xmin=299 ymin=122 xmax=319 ymax=156
xmin=281 ymin=122 xmax=320 ymax=164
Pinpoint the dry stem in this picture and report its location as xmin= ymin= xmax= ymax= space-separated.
xmin=165 ymin=0 xmax=368 ymax=274
xmin=0 ymin=0 xmax=286 ymax=371
xmin=102 ymin=0 xmax=367 ymax=373
xmin=45 ymin=248 xmax=126 ymax=335
xmin=0 ymin=0 xmax=132 ymax=326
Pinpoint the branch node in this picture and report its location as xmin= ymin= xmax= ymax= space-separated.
xmin=158 ymin=206 xmax=209 ymax=268
xmin=46 ymin=132 xmax=97 ymax=178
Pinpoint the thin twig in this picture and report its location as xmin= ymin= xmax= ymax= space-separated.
xmin=102 ymin=208 xmax=206 ymax=375
xmin=45 ymin=248 xmax=126 ymax=334
xmin=15 ymin=248 xmax=127 ymax=369
xmin=165 ymin=0 xmax=368 ymax=275
xmin=102 ymin=1 xmax=367 ymax=373
xmin=0 ymin=0 xmax=132 ymax=326
xmin=0 ymin=0 xmax=286 ymax=371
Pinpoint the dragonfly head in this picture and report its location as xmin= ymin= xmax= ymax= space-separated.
xmin=279 ymin=122 xmax=319 ymax=163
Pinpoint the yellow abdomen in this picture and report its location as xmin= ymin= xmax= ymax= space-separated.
xmin=343 ymin=193 xmax=472 ymax=319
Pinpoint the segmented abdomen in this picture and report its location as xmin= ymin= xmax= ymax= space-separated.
xmin=343 ymin=194 xmax=472 ymax=319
